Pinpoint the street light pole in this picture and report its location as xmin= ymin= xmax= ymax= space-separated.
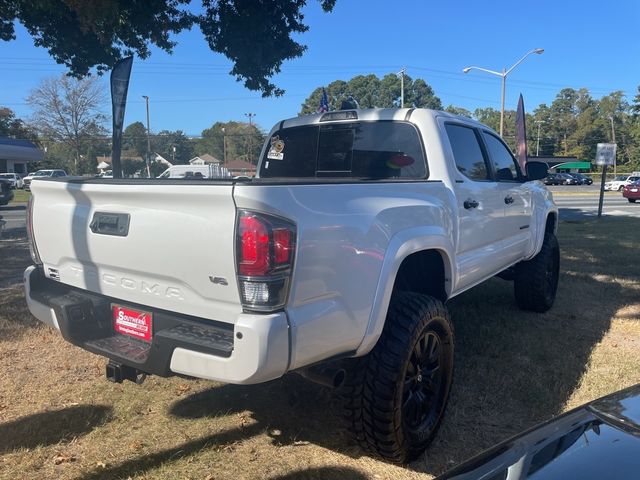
xmin=463 ymin=48 xmax=544 ymax=137
xmin=245 ymin=113 xmax=256 ymax=164
xmin=535 ymin=120 xmax=545 ymax=156
xmin=142 ymin=95 xmax=151 ymax=177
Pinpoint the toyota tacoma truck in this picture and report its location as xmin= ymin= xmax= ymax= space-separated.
xmin=24 ymin=108 xmax=558 ymax=463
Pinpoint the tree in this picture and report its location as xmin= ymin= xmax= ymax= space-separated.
xmin=27 ymin=75 xmax=107 ymax=174
xmin=196 ymin=121 xmax=264 ymax=164
xmin=299 ymin=73 xmax=442 ymax=115
xmin=1 ymin=0 xmax=336 ymax=97
xmin=153 ymin=130 xmax=195 ymax=164
xmin=123 ymin=122 xmax=148 ymax=158
xmin=0 ymin=107 xmax=36 ymax=140
xmin=444 ymin=105 xmax=472 ymax=118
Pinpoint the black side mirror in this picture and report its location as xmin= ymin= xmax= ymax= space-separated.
xmin=525 ymin=161 xmax=548 ymax=181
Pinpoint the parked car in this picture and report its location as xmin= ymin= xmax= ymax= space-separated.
xmin=0 ymin=172 xmax=24 ymax=189
xmin=545 ymin=173 xmax=578 ymax=185
xmin=622 ymin=180 xmax=640 ymax=203
xmin=23 ymin=169 xmax=67 ymax=190
xmin=604 ymin=172 xmax=640 ymax=191
xmin=438 ymin=384 xmax=640 ymax=480
xmin=0 ymin=178 xmax=14 ymax=205
xmin=568 ymin=172 xmax=593 ymax=185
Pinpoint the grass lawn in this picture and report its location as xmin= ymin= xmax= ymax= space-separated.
xmin=10 ymin=189 xmax=30 ymax=203
xmin=0 ymin=218 xmax=638 ymax=479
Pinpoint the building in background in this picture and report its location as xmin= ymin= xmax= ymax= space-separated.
xmin=189 ymin=154 xmax=221 ymax=165
xmin=0 ymin=138 xmax=43 ymax=174
xmin=225 ymin=159 xmax=256 ymax=177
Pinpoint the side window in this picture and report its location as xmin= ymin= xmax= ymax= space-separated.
xmin=445 ymin=123 xmax=489 ymax=181
xmin=482 ymin=132 xmax=521 ymax=181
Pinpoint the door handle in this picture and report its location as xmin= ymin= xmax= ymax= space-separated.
xmin=464 ymin=199 xmax=479 ymax=209
xmin=504 ymin=196 xmax=514 ymax=205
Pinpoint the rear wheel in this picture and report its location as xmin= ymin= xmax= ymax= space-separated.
xmin=343 ymin=292 xmax=454 ymax=463
xmin=514 ymin=232 xmax=559 ymax=312
xmin=628 ymin=198 xmax=637 ymax=203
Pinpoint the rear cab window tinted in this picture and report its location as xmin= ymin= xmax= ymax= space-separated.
xmin=445 ymin=123 xmax=490 ymax=181
xmin=259 ymin=121 xmax=427 ymax=180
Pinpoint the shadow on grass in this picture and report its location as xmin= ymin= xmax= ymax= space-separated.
xmin=0 ymin=405 xmax=113 ymax=454
xmin=266 ymin=466 xmax=369 ymax=480
xmin=70 ymin=217 xmax=640 ymax=478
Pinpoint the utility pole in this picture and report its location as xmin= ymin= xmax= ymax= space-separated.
xmin=609 ymin=115 xmax=617 ymax=176
xmin=221 ymin=127 xmax=227 ymax=165
xmin=172 ymin=145 xmax=176 ymax=164
xmin=535 ymin=120 xmax=545 ymax=156
xmin=142 ymin=95 xmax=151 ymax=177
xmin=245 ymin=113 xmax=256 ymax=164
xmin=397 ymin=68 xmax=406 ymax=108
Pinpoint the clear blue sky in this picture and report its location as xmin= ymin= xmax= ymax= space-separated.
xmin=0 ymin=0 xmax=638 ymax=137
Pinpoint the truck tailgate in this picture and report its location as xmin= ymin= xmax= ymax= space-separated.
xmin=30 ymin=180 xmax=242 ymax=323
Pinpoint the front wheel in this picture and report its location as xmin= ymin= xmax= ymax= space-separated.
xmin=343 ymin=293 xmax=454 ymax=463
xmin=514 ymin=233 xmax=559 ymax=312
xmin=628 ymin=198 xmax=637 ymax=203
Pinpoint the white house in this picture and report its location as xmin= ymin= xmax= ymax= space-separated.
xmin=189 ymin=153 xmax=221 ymax=165
xmin=0 ymin=138 xmax=43 ymax=174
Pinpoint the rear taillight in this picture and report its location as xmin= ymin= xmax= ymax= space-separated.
xmin=26 ymin=195 xmax=42 ymax=265
xmin=236 ymin=210 xmax=296 ymax=312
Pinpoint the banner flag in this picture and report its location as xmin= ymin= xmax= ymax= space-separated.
xmin=110 ymin=56 xmax=134 ymax=178
xmin=515 ymin=93 xmax=528 ymax=172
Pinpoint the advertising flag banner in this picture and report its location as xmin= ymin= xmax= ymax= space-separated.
xmin=110 ymin=56 xmax=134 ymax=178
xmin=515 ymin=94 xmax=527 ymax=172
xmin=319 ymin=87 xmax=329 ymax=113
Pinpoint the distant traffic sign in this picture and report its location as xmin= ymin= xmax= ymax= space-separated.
xmin=596 ymin=143 xmax=617 ymax=166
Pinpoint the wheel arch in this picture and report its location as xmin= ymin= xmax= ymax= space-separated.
xmin=354 ymin=227 xmax=454 ymax=357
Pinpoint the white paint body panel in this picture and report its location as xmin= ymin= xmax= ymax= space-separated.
xmin=26 ymin=108 xmax=557 ymax=383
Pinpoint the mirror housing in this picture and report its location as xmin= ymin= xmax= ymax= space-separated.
xmin=525 ymin=161 xmax=548 ymax=181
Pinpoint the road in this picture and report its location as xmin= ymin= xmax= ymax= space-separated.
xmin=547 ymin=186 xmax=640 ymax=221
xmin=0 ymin=203 xmax=26 ymax=233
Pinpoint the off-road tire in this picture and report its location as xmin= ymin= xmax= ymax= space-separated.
xmin=514 ymin=232 xmax=559 ymax=312
xmin=343 ymin=292 xmax=454 ymax=463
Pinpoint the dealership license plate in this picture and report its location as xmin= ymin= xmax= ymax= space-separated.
xmin=113 ymin=305 xmax=152 ymax=342
xmin=631 ymin=189 xmax=638 ymax=192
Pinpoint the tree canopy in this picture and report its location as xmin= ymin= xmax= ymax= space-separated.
xmin=300 ymin=74 xmax=442 ymax=115
xmin=1 ymin=0 xmax=336 ymax=96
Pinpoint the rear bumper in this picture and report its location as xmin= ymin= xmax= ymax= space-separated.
xmin=24 ymin=266 xmax=290 ymax=384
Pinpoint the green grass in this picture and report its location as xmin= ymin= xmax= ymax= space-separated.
xmin=0 ymin=218 xmax=638 ymax=479
xmin=10 ymin=189 xmax=30 ymax=203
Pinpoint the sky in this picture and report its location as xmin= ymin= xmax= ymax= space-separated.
xmin=0 ymin=0 xmax=639 ymax=137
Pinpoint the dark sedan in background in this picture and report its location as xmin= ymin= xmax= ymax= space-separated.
xmin=438 ymin=384 xmax=640 ymax=480
xmin=569 ymin=173 xmax=593 ymax=185
xmin=544 ymin=173 xmax=579 ymax=185
xmin=622 ymin=180 xmax=640 ymax=203
xmin=0 ymin=178 xmax=14 ymax=206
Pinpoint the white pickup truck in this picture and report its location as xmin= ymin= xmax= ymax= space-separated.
xmin=24 ymin=108 xmax=558 ymax=463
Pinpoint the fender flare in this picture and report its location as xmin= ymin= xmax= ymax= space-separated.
xmin=354 ymin=226 xmax=455 ymax=356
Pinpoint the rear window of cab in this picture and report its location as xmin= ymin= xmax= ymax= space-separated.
xmin=259 ymin=121 xmax=427 ymax=180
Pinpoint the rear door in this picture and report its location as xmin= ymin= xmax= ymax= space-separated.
xmin=444 ymin=122 xmax=510 ymax=291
